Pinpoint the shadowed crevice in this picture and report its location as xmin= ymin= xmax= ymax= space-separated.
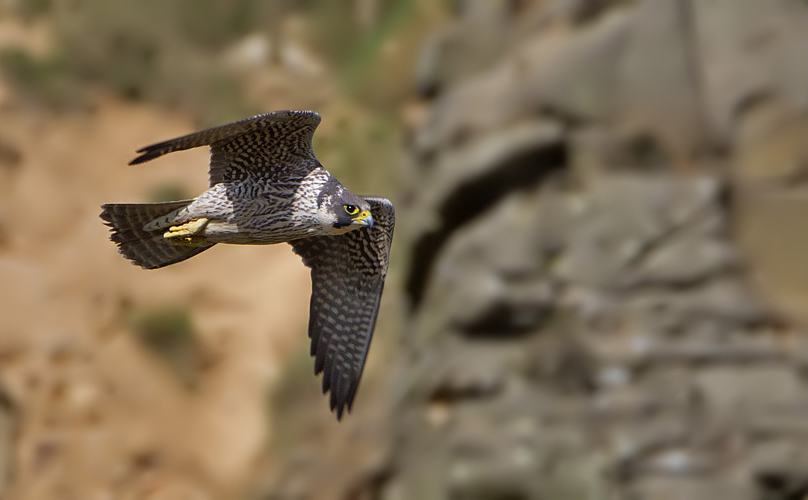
xmin=406 ymin=139 xmax=568 ymax=310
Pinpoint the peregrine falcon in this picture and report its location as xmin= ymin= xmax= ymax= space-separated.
xmin=100 ymin=111 xmax=395 ymax=419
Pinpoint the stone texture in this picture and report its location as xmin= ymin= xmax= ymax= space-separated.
xmin=388 ymin=1 xmax=808 ymax=500
xmin=695 ymin=366 xmax=808 ymax=418
xmin=614 ymin=0 xmax=706 ymax=157
xmin=735 ymin=99 xmax=808 ymax=183
xmin=735 ymin=188 xmax=808 ymax=323
xmin=0 ymin=385 xmax=17 ymax=494
xmin=630 ymin=476 xmax=754 ymax=500
xmin=694 ymin=0 xmax=808 ymax=142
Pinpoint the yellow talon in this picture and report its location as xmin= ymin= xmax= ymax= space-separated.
xmin=163 ymin=218 xmax=209 ymax=239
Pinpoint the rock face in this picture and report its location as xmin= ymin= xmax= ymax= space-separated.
xmin=387 ymin=1 xmax=808 ymax=500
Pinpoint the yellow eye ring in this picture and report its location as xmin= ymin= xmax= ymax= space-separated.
xmin=344 ymin=205 xmax=359 ymax=215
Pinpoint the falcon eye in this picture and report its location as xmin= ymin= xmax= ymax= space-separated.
xmin=344 ymin=205 xmax=359 ymax=215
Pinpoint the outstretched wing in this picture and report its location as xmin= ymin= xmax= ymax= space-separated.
xmin=129 ymin=110 xmax=322 ymax=186
xmin=290 ymin=197 xmax=395 ymax=419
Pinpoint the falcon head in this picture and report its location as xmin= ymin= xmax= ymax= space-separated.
xmin=333 ymin=192 xmax=373 ymax=230
xmin=317 ymin=179 xmax=373 ymax=234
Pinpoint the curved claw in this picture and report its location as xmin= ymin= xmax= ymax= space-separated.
xmin=163 ymin=218 xmax=209 ymax=239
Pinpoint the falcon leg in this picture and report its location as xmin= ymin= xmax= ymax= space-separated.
xmin=163 ymin=218 xmax=209 ymax=239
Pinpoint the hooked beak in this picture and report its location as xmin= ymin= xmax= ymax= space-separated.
xmin=352 ymin=209 xmax=374 ymax=228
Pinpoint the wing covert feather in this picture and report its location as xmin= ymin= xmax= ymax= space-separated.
xmin=129 ymin=110 xmax=322 ymax=186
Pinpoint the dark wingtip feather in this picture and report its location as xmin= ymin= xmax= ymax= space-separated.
xmin=321 ymin=360 xmax=351 ymax=421
xmin=128 ymin=148 xmax=159 ymax=165
xmin=321 ymin=360 xmax=332 ymax=391
xmin=99 ymin=205 xmax=113 ymax=223
xmin=330 ymin=389 xmax=347 ymax=421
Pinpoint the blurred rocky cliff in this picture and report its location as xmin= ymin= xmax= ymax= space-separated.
xmin=392 ymin=2 xmax=808 ymax=500
xmin=269 ymin=1 xmax=808 ymax=499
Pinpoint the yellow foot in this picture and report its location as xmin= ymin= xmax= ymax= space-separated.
xmin=168 ymin=236 xmax=210 ymax=247
xmin=163 ymin=218 xmax=209 ymax=239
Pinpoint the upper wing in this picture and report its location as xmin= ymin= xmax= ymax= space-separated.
xmin=129 ymin=110 xmax=322 ymax=186
xmin=290 ymin=197 xmax=395 ymax=419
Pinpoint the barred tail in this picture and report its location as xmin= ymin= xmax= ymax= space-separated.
xmin=100 ymin=201 xmax=214 ymax=269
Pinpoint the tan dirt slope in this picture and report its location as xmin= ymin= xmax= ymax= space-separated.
xmin=0 ymin=80 xmax=312 ymax=499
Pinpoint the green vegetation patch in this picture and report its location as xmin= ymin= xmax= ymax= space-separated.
xmin=128 ymin=305 xmax=200 ymax=388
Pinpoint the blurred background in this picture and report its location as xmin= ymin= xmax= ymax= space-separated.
xmin=1 ymin=1 xmax=807 ymax=499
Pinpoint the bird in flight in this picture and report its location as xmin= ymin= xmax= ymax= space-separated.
xmin=101 ymin=111 xmax=395 ymax=419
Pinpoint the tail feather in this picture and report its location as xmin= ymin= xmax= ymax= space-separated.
xmin=100 ymin=201 xmax=214 ymax=269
